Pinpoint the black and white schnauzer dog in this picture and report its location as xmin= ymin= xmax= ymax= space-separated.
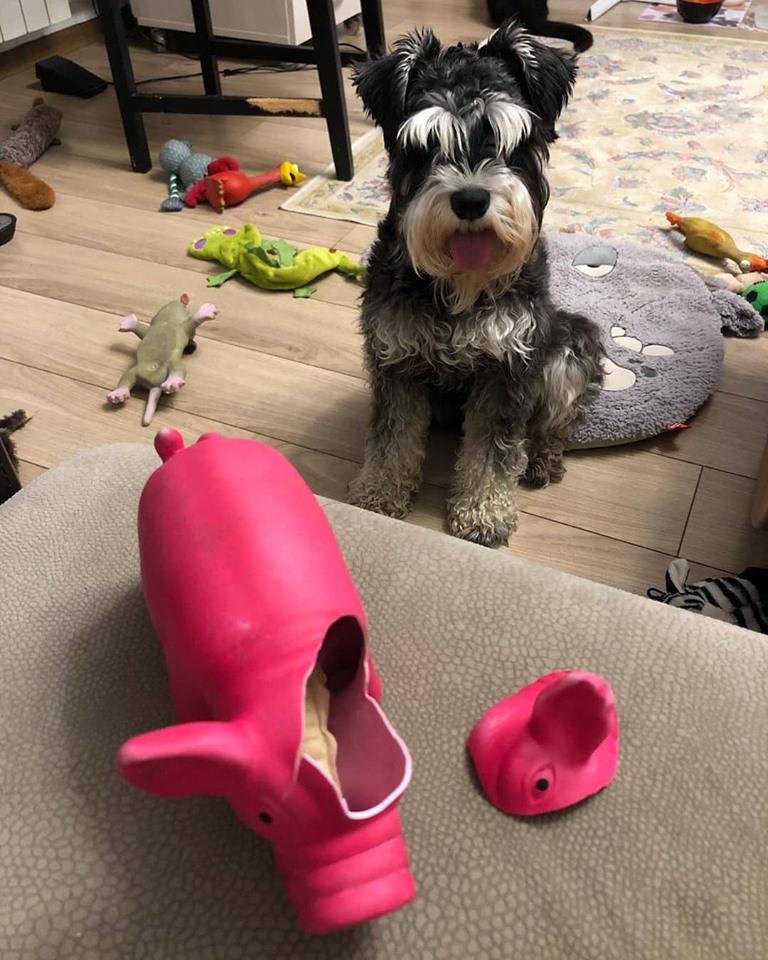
xmin=348 ymin=23 xmax=604 ymax=547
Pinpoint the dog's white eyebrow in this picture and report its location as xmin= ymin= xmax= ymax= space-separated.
xmin=483 ymin=97 xmax=532 ymax=153
xmin=398 ymin=106 xmax=466 ymax=155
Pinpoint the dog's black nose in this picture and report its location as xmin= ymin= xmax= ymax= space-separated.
xmin=450 ymin=187 xmax=490 ymax=221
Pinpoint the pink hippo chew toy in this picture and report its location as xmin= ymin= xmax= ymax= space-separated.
xmin=118 ymin=429 xmax=415 ymax=933
xmin=467 ymin=671 xmax=618 ymax=816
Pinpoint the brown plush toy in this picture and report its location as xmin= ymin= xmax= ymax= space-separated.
xmin=0 ymin=97 xmax=62 ymax=211
xmin=0 ymin=410 xmax=29 ymax=469
xmin=0 ymin=410 xmax=29 ymax=505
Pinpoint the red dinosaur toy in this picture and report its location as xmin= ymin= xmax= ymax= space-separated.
xmin=185 ymin=159 xmax=306 ymax=213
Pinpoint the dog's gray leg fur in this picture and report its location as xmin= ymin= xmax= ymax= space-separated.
xmin=348 ymin=376 xmax=431 ymax=518
xmin=524 ymin=313 xmax=604 ymax=488
xmin=448 ymin=369 xmax=531 ymax=547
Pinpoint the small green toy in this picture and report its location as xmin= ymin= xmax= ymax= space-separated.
xmin=107 ymin=294 xmax=217 ymax=426
xmin=714 ymin=270 xmax=768 ymax=328
xmin=188 ymin=223 xmax=365 ymax=297
xmin=742 ymin=281 xmax=768 ymax=328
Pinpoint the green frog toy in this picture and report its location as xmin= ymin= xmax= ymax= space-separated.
xmin=188 ymin=223 xmax=365 ymax=298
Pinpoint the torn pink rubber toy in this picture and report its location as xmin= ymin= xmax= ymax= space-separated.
xmin=467 ymin=671 xmax=618 ymax=816
xmin=118 ymin=429 xmax=414 ymax=933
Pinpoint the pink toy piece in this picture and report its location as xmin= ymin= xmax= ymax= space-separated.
xmin=467 ymin=671 xmax=618 ymax=816
xmin=118 ymin=429 xmax=412 ymax=932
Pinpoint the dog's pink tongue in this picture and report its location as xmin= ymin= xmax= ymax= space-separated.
xmin=449 ymin=230 xmax=493 ymax=271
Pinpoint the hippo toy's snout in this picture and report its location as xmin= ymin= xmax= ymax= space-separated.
xmin=274 ymin=806 xmax=415 ymax=933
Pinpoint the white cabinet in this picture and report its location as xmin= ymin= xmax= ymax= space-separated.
xmin=130 ymin=0 xmax=362 ymax=46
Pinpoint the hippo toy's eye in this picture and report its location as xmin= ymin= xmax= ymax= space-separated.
xmin=572 ymin=244 xmax=618 ymax=278
xmin=535 ymin=778 xmax=550 ymax=792
xmin=259 ymin=812 xmax=273 ymax=825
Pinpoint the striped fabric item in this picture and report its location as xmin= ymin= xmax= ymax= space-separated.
xmin=648 ymin=559 xmax=768 ymax=634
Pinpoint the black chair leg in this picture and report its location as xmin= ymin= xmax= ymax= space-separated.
xmin=190 ymin=0 xmax=222 ymax=96
xmin=360 ymin=0 xmax=386 ymax=58
xmin=307 ymin=0 xmax=354 ymax=181
xmin=95 ymin=0 xmax=151 ymax=172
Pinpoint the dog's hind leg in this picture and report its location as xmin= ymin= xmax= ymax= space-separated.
xmin=348 ymin=374 xmax=431 ymax=519
xmin=448 ymin=369 xmax=532 ymax=548
xmin=524 ymin=313 xmax=603 ymax=488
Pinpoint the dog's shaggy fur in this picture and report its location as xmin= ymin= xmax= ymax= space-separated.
xmin=0 ymin=410 xmax=29 ymax=474
xmin=348 ymin=25 xmax=604 ymax=547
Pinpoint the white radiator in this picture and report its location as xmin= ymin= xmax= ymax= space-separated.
xmin=0 ymin=0 xmax=72 ymax=42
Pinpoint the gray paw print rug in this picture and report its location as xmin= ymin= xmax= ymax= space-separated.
xmin=548 ymin=231 xmax=763 ymax=448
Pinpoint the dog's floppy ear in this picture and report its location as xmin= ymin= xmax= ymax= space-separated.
xmin=353 ymin=29 xmax=442 ymax=150
xmin=480 ymin=22 xmax=577 ymax=140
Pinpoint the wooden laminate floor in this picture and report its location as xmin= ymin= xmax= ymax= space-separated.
xmin=1 ymin=0 xmax=766 ymax=595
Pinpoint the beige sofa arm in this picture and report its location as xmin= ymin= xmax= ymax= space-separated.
xmin=1 ymin=442 xmax=766 ymax=959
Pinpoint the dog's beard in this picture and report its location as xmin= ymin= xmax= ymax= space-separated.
xmin=400 ymin=161 xmax=539 ymax=315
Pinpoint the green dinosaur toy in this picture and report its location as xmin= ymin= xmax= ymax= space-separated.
xmin=188 ymin=223 xmax=365 ymax=297
xmin=106 ymin=294 xmax=218 ymax=426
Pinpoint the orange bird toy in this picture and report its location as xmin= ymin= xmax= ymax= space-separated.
xmin=204 ymin=161 xmax=306 ymax=214
xmin=666 ymin=212 xmax=768 ymax=273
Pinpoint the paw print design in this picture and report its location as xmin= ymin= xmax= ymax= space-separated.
xmin=602 ymin=325 xmax=674 ymax=392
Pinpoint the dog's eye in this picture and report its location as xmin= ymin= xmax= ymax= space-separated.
xmin=572 ymin=245 xmax=618 ymax=278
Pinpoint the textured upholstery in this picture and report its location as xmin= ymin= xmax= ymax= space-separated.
xmin=1 ymin=443 xmax=767 ymax=959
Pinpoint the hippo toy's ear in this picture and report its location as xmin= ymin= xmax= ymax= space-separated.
xmin=529 ymin=674 xmax=613 ymax=764
xmin=118 ymin=721 xmax=251 ymax=798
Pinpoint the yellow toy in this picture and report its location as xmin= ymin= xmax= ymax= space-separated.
xmin=666 ymin=213 xmax=768 ymax=273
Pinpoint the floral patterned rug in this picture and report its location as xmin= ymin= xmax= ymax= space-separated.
xmin=281 ymin=27 xmax=768 ymax=266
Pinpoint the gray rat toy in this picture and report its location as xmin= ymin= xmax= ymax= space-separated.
xmin=107 ymin=294 xmax=217 ymax=424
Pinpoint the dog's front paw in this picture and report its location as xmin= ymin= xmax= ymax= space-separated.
xmin=522 ymin=446 xmax=566 ymax=488
xmin=348 ymin=474 xmax=415 ymax=519
xmin=548 ymin=454 xmax=566 ymax=483
xmin=522 ymin=457 xmax=552 ymax=489
xmin=448 ymin=496 xmax=519 ymax=548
